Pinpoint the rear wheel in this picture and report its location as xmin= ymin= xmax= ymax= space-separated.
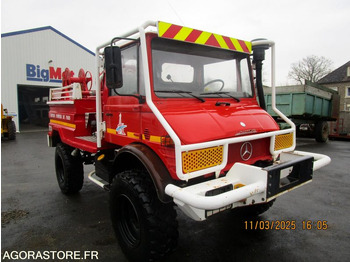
xmin=315 ymin=121 xmax=329 ymax=143
xmin=7 ymin=120 xmax=16 ymax=140
xmin=55 ymin=143 xmax=84 ymax=194
xmin=110 ymin=170 xmax=178 ymax=262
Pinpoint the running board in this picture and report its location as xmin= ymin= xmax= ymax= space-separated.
xmin=88 ymin=171 xmax=110 ymax=191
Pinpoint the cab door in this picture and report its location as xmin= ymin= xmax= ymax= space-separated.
xmin=104 ymin=44 xmax=142 ymax=146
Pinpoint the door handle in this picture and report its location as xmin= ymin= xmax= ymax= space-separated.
xmin=105 ymin=113 xmax=113 ymax=116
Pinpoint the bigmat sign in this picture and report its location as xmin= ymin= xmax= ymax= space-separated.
xmin=26 ymin=64 xmax=62 ymax=83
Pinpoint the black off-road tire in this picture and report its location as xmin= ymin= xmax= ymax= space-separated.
xmin=7 ymin=120 xmax=16 ymax=140
xmin=236 ymin=200 xmax=275 ymax=217
xmin=315 ymin=121 xmax=329 ymax=143
xmin=55 ymin=143 xmax=84 ymax=194
xmin=110 ymin=170 xmax=178 ymax=262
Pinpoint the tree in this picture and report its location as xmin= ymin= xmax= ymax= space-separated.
xmin=288 ymin=55 xmax=333 ymax=84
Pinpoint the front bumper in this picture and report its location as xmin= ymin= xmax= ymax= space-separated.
xmin=165 ymin=150 xmax=330 ymax=221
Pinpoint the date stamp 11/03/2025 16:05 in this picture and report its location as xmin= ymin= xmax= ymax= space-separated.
xmin=244 ymin=220 xmax=329 ymax=231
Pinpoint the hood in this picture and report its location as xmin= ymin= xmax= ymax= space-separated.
xmin=157 ymin=101 xmax=279 ymax=144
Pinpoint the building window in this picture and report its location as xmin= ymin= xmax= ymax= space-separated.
xmin=346 ymin=86 xmax=350 ymax=97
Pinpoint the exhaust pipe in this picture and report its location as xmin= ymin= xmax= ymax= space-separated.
xmin=252 ymin=38 xmax=269 ymax=110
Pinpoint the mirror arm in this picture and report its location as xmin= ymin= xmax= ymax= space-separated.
xmin=110 ymin=37 xmax=139 ymax=46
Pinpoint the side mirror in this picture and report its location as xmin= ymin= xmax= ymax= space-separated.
xmin=104 ymin=46 xmax=123 ymax=89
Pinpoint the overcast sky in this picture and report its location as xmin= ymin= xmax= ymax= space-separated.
xmin=1 ymin=0 xmax=349 ymax=86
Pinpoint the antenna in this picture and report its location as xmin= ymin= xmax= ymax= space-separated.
xmin=166 ymin=1 xmax=185 ymax=25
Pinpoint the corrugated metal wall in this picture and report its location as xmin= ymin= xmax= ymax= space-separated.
xmin=1 ymin=27 xmax=95 ymax=131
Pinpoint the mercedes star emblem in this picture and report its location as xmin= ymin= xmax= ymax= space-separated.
xmin=240 ymin=142 xmax=253 ymax=161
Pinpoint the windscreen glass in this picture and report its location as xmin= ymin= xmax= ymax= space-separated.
xmin=151 ymin=38 xmax=253 ymax=99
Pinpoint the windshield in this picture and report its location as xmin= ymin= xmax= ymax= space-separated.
xmin=151 ymin=38 xmax=253 ymax=99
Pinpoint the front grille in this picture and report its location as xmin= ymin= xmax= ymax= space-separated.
xmin=182 ymin=146 xmax=223 ymax=173
xmin=274 ymin=133 xmax=294 ymax=151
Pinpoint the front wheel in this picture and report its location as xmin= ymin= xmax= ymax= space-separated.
xmin=110 ymin=170 xmax=178 ymax=262
xmin=55 ymin=143 xmax=84 ymax=194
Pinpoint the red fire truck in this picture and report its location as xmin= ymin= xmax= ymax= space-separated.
xmin=47 ymin=21 xmax=330 ymax=261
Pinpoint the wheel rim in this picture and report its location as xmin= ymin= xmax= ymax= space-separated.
xmin=117 ymin=194 xmax=141 ymax=247
xmin=322 ymin=123 xmax=329 ymax=138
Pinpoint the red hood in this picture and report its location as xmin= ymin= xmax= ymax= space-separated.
xmin=157 ymin=101 xmax=279 ymax=144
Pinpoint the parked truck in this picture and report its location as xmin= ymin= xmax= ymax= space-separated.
xmin=47 ymin=21 xmax=330 ymax=262
xmin=263 ymin=81 xmax=339 ymax=142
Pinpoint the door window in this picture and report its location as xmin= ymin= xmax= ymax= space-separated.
xmin=111 ymin=44 xmax=138 ymax=95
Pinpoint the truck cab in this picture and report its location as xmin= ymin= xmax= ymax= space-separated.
xmin=102 ymin=30 xmax=279 ymax=180
xmin=47 ymin=21 xmax=330 ymax=262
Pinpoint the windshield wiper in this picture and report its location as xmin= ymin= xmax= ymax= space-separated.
xmin=155 ymin=90 xmax=205 ymax=103
xmin=200 ymin=91 xmax=240 ymax=102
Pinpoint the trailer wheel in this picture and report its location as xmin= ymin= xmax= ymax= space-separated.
xmin=315 ymin=121 xmax=329 ymax=143
xmin=55 ymin=143 xmax=84 ymax=194
xmin=110 ymin=170 xmax=178 ymax=262
xmin=7 ymin=120 xmax=16 ymax=140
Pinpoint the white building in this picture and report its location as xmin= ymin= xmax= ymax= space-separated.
xmin=1 ymin=26 xmax=95 ymax=131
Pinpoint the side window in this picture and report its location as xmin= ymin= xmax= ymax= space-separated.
xmin=240 ymin=58 xmax=253 ymax=97
xmin=111 ymin=44 xmax=138 ymax=95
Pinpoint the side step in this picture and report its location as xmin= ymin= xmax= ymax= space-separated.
xmin=88 ymin=171 xmax=110 ymax=191
xmin=77 ymin=136 xmax=97 ymax=143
